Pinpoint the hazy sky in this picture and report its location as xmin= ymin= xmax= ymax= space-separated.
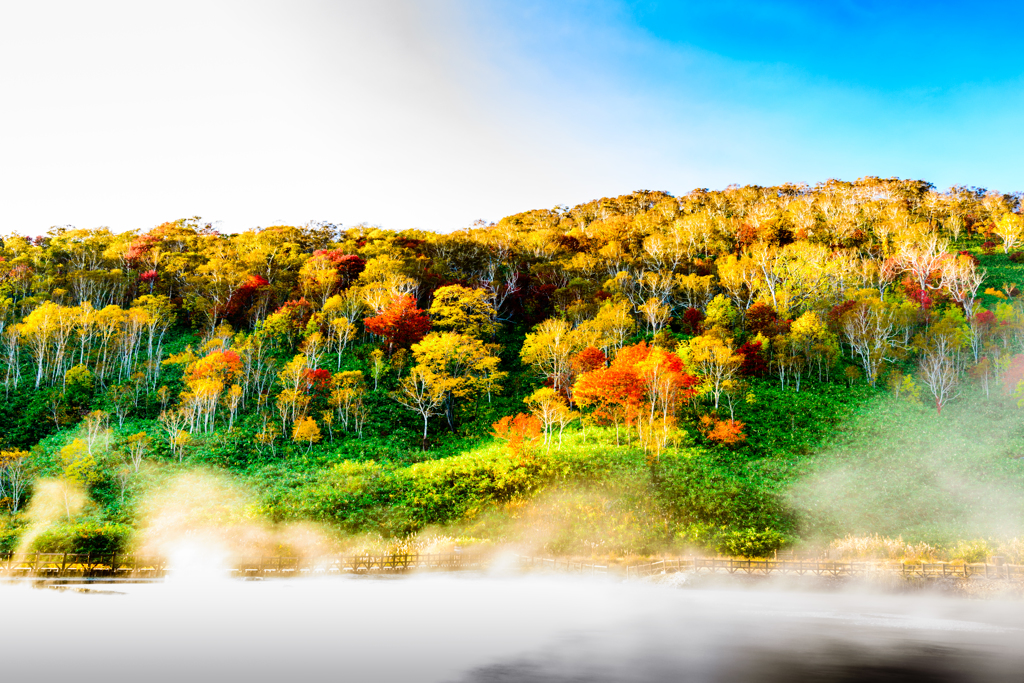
xmin=1 ymin=0 xmax=1022 ymax=235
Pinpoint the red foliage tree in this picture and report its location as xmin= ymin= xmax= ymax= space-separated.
xmin=268 ymin=297 xmax=315 ymax=341
xmin=124 ymin=233 xmax=161 ymax=267
xmin=392 ymin=236 xmax=427 ymax=253
xmin=827 ymin=300 xmax=857 ymax=333
xmin=902 ymin=276 xmax=933 ymax=309
xmin=736 ymin=340 xmax=768 ymax=377
xmin=139 ymin=269 xmax=158 ymax=293
xmin=312 ymin=250 xmax=366 ymax=289
xmin=745 ymin=302 xmax=779 ymax=335
xmin=335 ymin=255 xmax=366 ymax=287
xmin=223 ymin=275 xmax=270 ymax=325
xmin=681 ymin=307 xmax=704 ymax=335
xmin=364 ymin=295 xmax=432 ymax=353
xmin=301 ymin=367 xmax=333 ymax=395
xmin=974 ymin=309 xmax=996 ymax=328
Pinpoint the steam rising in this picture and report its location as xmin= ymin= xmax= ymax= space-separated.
xmin=15 ymin=479 xmax=86 ymax=556
xmin=131 ymin=469 xmax=487 ymax=574
xmin=135 ymin=471 xmax=340 ymax=576
xmin=788 ymin=396 xmax=1024 ymax=550
xmin=1 ymin=576 xmax=1022 ymax=682
xmin=5 ymin=451 xmax=1024 ymax=682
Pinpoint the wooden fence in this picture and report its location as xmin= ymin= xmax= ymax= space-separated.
xmin=4 ymin=552 xmax=1020 ymax=582
xmin=0 ymin=552 xmax=482 ymax=579
xmin=515 ymin=556 xmax=608 ymax=575
xmin=624 ymin=557 xmax=1024 ymax=581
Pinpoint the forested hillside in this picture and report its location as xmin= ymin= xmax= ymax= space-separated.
xmin=3 ymin=177 xmax=1024 ymax=560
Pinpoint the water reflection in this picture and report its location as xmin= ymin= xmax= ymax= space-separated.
xmin=2 ymin=575 xmax=1022 ymax=682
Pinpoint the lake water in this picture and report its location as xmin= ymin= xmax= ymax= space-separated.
xmin=2 ymin=574 xmax=1022 ymax=682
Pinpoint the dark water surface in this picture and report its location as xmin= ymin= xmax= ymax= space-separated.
xmin=2 ymin=574 xmax=1022 ymax=682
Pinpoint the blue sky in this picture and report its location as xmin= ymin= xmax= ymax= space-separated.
xmin=466 ymin=0 xmax=1024 ymax=194
xmin=0 ymin=0 xmax=1020 ymax=234
xmin=629 ymin=1 xmax=1022 ymax=90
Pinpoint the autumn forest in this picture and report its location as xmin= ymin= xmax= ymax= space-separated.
xmin=2 ymin=177 xmax=1024 ymax=561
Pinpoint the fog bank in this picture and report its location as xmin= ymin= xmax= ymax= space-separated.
xmin=2 ymin=576 xmax=1023 ymax=682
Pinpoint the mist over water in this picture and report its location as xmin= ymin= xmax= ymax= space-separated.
xmin=8 ymin=401 xmax=1024 ymax=682
xmin=2 ymin=575 xmax=1023 ymax=683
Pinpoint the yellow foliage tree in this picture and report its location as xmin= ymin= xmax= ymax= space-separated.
xmin=0 ymin=449 xmax=30 ymax=512
xmin=392 ymin=366 xmax=447 ymax=449
xmin=520 ymin=318 xmax=582 ymax=393
xmin=292 ymin=416 xmax=322 ymax=453
xmin=994 ymin=213 xmax=1024 ymax=254
xmin=524 ymin=387 xmax=578 ymax=448
xmin=683 ymin=335 xmax=742 ymax=409
xmin=429 ymin=285 xmax=497 ymax=338
xmin=57 ymin=438 xmax=98 ymax=519
xmin=331 ymin=370 xmax=368 ymax=436
xmin=411 ymin=332 xmax=505 ymax=430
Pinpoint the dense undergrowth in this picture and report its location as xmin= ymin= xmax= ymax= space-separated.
xmin=0 ymin=367 xmax=880 ymax=558
xmin=4 ymin=180 xmax=1024 ymax=559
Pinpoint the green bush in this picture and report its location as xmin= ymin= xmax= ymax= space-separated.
xmin=0 ymin=523 xmax=21 ymax=554
xmin=947 ymin=538 xmax=993 ymax=563
xmin=283 ymin=446 xmax=550 ymax=535
xmin=29 ymin=522 xmax=134 ymax=555
xmin=716 ymin=528 xmax=791 ymax=558
xmin=675 ymin=523 xmax=791 ymax=557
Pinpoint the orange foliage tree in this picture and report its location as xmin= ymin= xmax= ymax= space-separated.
xmin=573 ymin=366 xmax=643 ymax=445
xmin=169 ymin=348 xmax=243 ymax=433
xmin=699 ymin=415 xmax=747 ymax=446
xmin=571 ymin=346 xmax=606 ymax=375
xmin=573 ymin=341 xmax=697 ymax=458
xmin=491 ymin=413 xmax=542 ymax=459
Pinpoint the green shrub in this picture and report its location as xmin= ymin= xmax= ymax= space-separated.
xmin=29 ymin=522 xmax=133 ymax=555
xmin=284 ymin=446 xmax=550 ymax=535
xmin=716 ymin=528 xmax=791 ymax=558
xmin=0 ymin=523 xmax=20 ymax=554
xmin=947 ymin=538 xmax=992 ymax=563
xmin=675 ymin=523 xmax=791 ymax=557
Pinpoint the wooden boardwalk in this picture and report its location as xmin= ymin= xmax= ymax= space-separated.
xmin=0 ymin=551 xmax=483 ymax=579
xmin=515 ymin=556 xmax=608 ymax=575
xmin=624 ymin=557 xmax=1024 ymax=581
xmin=3 ymin=552 xmax=1020 ymax=582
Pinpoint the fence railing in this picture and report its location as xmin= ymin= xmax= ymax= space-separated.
xmin=4 ymin=552 xmax=1020 ymax=582
xmin=515 ymin=556 xmax=608 ymax=575
xmin=623 ymin=557 xmax=1024 ymax=581
xmin=0 ymin=552 xmax=482 ymax=578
